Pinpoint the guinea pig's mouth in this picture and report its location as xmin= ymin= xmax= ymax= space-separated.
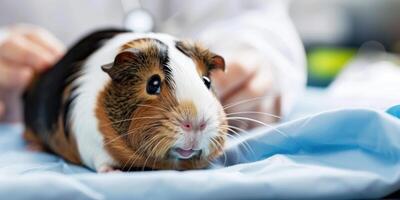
xmin=169 ymin=148 xmax=202 ymax=160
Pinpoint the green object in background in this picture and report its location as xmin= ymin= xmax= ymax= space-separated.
xmin=307 ymin=47 xmax=357 ymax=87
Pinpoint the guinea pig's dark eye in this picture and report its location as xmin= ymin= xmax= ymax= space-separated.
xmin=202 ymin=76 xmax=211 ymax=89
xmin=147 ymin=75 xmax=161 ymax=95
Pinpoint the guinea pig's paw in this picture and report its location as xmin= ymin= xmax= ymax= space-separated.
xmin=98 ymin=165 xmax=121 ymax=173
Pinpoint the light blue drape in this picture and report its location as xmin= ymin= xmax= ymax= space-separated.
xmin=1 ymin=108 xmax=400 ymax=199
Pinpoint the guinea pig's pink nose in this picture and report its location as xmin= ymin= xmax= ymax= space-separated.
xmin=181 ymin=122 xmax=192 ymax=132
xmin=199 ymin=122 xmax=207 ymax=131
xmin=181 ymin=121 xmax=207 ymax=132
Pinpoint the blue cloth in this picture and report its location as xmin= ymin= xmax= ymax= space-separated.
xmin=1 ymin=107 xmax=400 ymax=199
xmin=387 ymin=105 xmax=400 ymax=119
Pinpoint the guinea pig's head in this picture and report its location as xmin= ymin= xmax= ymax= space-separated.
xmin=96 ymin=38 xmax=227 ymax=170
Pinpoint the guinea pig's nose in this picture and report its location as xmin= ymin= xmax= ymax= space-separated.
xmin=181 ymin=121 xmax=207 ymax=132
xmin=181 ymin=122 xmax=193 ymax=132
xmin=199 ymin=121 xmax=207 ymax=131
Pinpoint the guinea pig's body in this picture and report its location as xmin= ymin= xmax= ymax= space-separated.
xmin=23 ymin=29 xmax=227 ymax=172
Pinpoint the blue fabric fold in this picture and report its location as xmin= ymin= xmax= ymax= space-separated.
xmin=1 ymin=108 xmax=400 ymax=199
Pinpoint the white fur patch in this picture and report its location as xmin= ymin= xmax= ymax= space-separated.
xmin=162 ymin=39 xmax=223 ymax=155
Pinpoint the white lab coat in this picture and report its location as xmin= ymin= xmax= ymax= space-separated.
xmin=0 ymin=0 xmax=306 ymax=118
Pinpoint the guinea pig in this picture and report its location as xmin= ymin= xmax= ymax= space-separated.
xmin=23 ymin=29 xmax=227 ymax=172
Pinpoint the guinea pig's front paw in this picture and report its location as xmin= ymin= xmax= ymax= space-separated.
xmin=97 ymin=165 xmax=121 ymax=173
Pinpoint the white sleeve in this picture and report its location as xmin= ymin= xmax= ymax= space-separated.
xmin=198 ymin=0 xmax=306 ymax=117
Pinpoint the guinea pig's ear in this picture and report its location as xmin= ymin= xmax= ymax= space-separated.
xmin=209 ymin=55 xmax=225 ymax=72
xmin=101 ymin=48 xmax=139 ymax=80
xmin=101 ymin=63 xmax=113 ymax=73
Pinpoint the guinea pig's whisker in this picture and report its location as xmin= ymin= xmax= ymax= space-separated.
xmin=206 ymin=160 xmax=220 ymax=168
xmin=103 ymin=132 xmax=130 ymax=146
xmin=150 ymin=138 xmax=171 ymax=170
xmin=229 ymin=130 xmax=254 ymax=154
xmin=227 ymin=119 xmax=248 ymax=129
xmin=210 ymin=137 xmax=227 ymax=166
xmin=210 ymin=136 xmax=224 ymax=152
xmin=126 ymin=154 xmax=143 ymax=171
xmin=126 ymin=142 xmax=150 ymax=171
xmin=121 ymin=126 xmax=166 ymax=171
xmin=103 ymin=126 xmax=145 ymax=146
xmin=223 ymin=96 xmax=266 ymax=110
xmin=225 ymin=116 xmax=290 ymax=140
xmin=226 ymin=111 xmax=281 ymax=119
xmin=143 ymin=137 xmax=164 ymax=171
xmin=151 ymin=154 xmax=159 ymax=171
xmin=144 ymin=136 xmax=164 ymax=153
xmin=222 ymin=125 xmax=255 ymax=147
xmin=220 ymin=126 xmax=255 ymax=157
xmin=136 ymin=104 xmax=169 ymax=113
xmin=123 ymin=141 xmax=150 ymax=171
xmin=122 ymin=153 xmax=137 ymax=171
xmin=140 ymin=133 xmax=173 ymax=169
xmin=100 ymin=116 xmax=165 ymax=127
xmin=142 ymin=137 xmax=165 ymax=171
xmin=123 ymin=134 xmax=159 ymax=171
xmin=130 ymin=147 xmax=151 ymax=171
xmin=220 ymin=127 xmax=254 ymax=152
xmin=122 ymin=136 xmax=171 ymax=171
xmin=103 ymin=121 xmax=164 ymax=147
xmin=104 ymin=117 xmax=175 ymax=171
xmin=228 ymin=130 xmax=256 ymax=157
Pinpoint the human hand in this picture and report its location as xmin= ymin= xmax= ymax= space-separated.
xmin=0 ymin=101 xmax=4 ymax=119
xmin=212 ymin=62 xmax=280 ymax=130
xmin=0 ymin=24 xmax=65 ymax=122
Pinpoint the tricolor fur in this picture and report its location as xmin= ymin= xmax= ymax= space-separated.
xmin=23 ymin=29 xmax=227 ymax=171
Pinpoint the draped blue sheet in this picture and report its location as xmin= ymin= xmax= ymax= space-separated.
xmin=1 ymin=105 xmax=400 ymax=199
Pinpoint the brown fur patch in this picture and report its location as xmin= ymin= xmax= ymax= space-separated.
xmin=121 ymin=38 xmax=153 ymax=52
xmin=23 ymin=115 xmax=81 ymax=165
xmin=173 ymin=101 xmax=198 ymax=122
xmin=175 ymin=41 xmax=225 ymax=76
xmin=47 ymin=117 xmax=81 ymax=164
xmin=101 ymin=40 xmax=170 ymax=135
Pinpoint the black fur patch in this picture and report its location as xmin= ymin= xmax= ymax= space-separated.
xmin=154 ymin=39 xmax=173 ymax=88
xmin=24 ymin=28 xmax=128 ymax=141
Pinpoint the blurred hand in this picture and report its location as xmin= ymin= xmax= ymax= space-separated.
xmin=212 ymin=62 xmax=279 ymax=130
xmin=0 ymin=24 xmax=65 ymax=122
xmin=0 ymin=101 xmax=4 ymax=118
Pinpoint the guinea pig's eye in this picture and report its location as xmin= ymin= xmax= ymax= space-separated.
xmin=147 ymin=74 xmax=161 ymax=95
xmin=202 ymin=76 xmax=211 ymax=89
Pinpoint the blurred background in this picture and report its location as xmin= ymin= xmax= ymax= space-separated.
xmin=289 ymin=0 xmax=400 ymax=87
